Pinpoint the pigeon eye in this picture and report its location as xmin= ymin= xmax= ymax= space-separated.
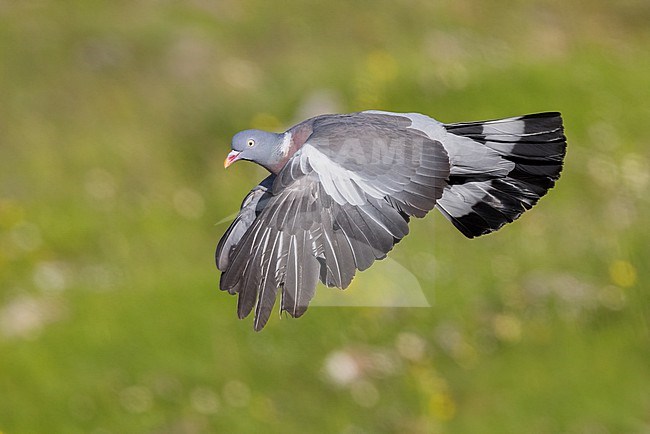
xmin=247 ymin=139 xmax=255 ymax=147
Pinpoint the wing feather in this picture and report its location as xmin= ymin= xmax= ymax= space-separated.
xmin=252 ymin=231 xmax=283 ymax=330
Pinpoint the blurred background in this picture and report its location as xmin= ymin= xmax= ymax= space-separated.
xmin=1 ymin=0 xmax=649 ymax=432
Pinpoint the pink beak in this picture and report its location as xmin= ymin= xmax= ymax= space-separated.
xmin=224 ymin=150 xmax=242 ymax=168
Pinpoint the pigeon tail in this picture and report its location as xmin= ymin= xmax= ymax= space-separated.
xmin=437 ymin=112 xmax=566 ymax=238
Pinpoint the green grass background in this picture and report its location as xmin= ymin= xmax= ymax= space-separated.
xmin=1 ymin=1 xmax=649 ymax=432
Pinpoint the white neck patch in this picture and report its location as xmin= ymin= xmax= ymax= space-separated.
xmin=279 ymin=132 xmax=292 ymax=156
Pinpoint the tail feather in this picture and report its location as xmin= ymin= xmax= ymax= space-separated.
xmin=437 ymin=112 xmax=566 ymax=238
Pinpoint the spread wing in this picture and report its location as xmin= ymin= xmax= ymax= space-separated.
xmin=216 ymin=113 xmax=450 ymax=330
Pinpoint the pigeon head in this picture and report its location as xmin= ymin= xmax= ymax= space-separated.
xmin=225 ymin=129 xmax=286 ymax=173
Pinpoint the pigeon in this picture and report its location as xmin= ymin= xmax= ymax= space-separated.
xmin=216 ymin=111 xmax=566 ymax=330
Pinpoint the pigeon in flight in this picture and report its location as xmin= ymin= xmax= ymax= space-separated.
xmin=216 ymin=111 xmax=566 ymax=330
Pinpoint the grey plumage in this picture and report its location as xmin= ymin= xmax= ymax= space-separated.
xmin=217 ymin=111 xmax=567 ymax=330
